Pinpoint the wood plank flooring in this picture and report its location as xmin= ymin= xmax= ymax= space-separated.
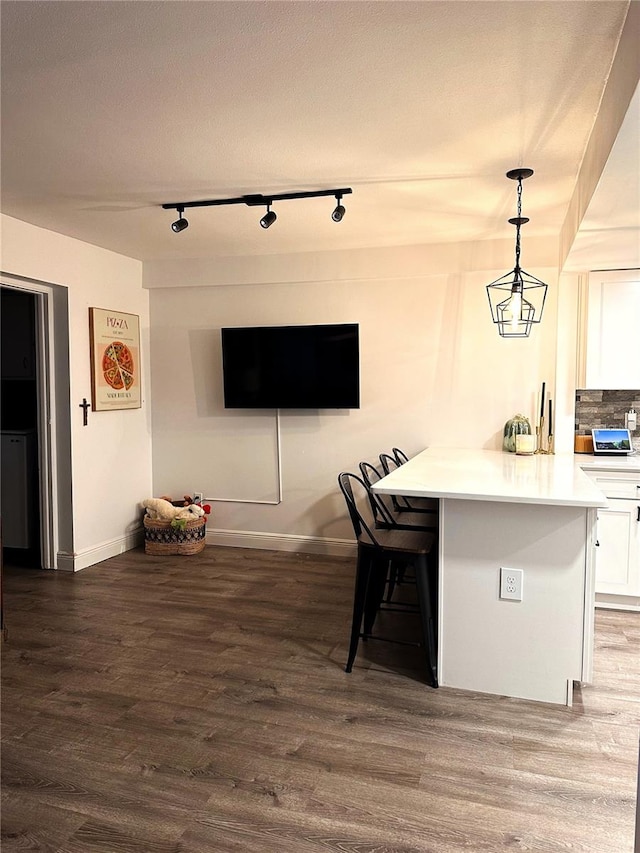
xmin=2 ymin=545 xmax=639 ymax=852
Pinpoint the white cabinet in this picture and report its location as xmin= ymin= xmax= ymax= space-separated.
xmin=583 ymin=270 xmax=640 ymax=389
xmin=584 ymin=469 xmax=640 ymax=610
xmin=595 ymin=499 xmax=640 ymax=593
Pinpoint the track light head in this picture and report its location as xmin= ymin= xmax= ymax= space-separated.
xmin=171 ymin=207 xmax=189 ymax=233
xmin=331 ymin=195 xmax=345 ymax=222
xmin=171 ymin=217 xmax=189 ymax=233
xmin=260 ymin=205 xmax=277 ymax=229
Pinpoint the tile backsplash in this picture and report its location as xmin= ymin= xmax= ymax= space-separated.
xmin=575 ymin=389 xmax=640 ymax=451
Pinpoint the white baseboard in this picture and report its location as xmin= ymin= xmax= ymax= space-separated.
xmin=595 ymin=593 xmax=640 ymax=612
xmin=56 ymin=526 xmax=355 ymax=570
xmin=57 ymin=527 xmax=145 ymax=572
xmin=206 ymin=527 xmax=356 ymax=558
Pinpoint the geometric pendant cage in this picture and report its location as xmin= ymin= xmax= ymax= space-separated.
xmin=486 ymin=266 xmax=548 ymax=338
xmin=486 ymin=168 xmax=548 ymax=338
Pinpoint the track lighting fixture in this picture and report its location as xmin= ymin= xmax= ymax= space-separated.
xmin=331 ymin=194 xmax=346 ymax=222
xmin=162 ymin=187 xmax=352 ymax=233
xmin=259 ymin=204 xmax=277 ymax=229
xmin=486 ymin=168 xmax=548 ymax=338
xmin=171 ymin=206 xmax=189 ymax=233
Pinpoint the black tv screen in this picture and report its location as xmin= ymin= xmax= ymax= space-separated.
xmin=221 ymin=323 xmax=360 ymax=409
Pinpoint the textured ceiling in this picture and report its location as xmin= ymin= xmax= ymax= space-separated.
xmin=0 ymin=0 xmax=632 ymax=263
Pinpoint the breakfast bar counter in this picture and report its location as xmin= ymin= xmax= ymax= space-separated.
xmin=373 ymin=447 xmax=608 ymax=507
xmin=372 ymin=448 xmax=607 ymax=705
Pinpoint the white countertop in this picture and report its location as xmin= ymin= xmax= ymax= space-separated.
xmin=575 ymin=453 xmax=640 ymax=474
xmin=372 ymin=447 xmax=608 ymax=508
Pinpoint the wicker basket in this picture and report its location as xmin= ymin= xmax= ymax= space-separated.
xmin=143 ymin=515 xmax=206 ymax=556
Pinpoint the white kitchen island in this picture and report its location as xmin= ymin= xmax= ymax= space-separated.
xmin=372 ymin=448 xmax=608 ymax=705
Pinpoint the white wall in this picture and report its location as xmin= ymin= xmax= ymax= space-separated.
xmin=0 ymin=213 xmax=563 ymax=560
xmin=148 ymin=242 xmax=559 ymax=551
xmin=1 ymin=214 xmax=152 ymax=569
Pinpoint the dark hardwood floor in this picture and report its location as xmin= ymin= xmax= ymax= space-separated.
xmin=1 ymin=545 xmax=639 ymax=852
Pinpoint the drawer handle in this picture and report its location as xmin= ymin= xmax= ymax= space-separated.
xmin=637 ymin=507 xmax=640 ymax=522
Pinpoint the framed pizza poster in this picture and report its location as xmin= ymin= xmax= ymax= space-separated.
xmin=89 ymin=307 xmax=141 ymax=411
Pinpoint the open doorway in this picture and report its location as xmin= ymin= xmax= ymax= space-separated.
xmin=1 ymin=288 xmax=42 ymax=568
xmin=0 ymin=275 xmax=71 ymax=573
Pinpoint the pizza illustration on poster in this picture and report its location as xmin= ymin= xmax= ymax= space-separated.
xmin=89 ymin=307 xmax=142 ymax=411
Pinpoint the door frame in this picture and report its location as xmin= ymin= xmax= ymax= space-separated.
xmin=1 ymin=274 xmax=62 ymax=569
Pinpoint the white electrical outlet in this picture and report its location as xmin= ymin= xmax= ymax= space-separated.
xmin=193 ymin=491 xmax=203 ymax=504
xmin=500 ymin=567 xmax=524 ymax=601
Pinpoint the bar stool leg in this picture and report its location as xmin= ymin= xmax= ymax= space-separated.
xmin=363 ymin=555 xmax=388 ymax=636
xmin=345 ymin=545 xmax=373 ymax=673
xmin=414 ymin=553 xmax=438 ymax=688
xmin=385 ymin=559 xmax=398 ymax=602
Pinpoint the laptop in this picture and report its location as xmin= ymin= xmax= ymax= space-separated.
xmin=591 ymin=427 xmax=633 ymax=456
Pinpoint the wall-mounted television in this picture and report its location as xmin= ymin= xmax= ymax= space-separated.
xmin=221 ymin=323 xmax=360 ymax=409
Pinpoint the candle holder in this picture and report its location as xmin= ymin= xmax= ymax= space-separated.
xmin=535 ymin=417 xmax=546 ymax=453
xmin=535 ymin=418 xmax=555 ymax=454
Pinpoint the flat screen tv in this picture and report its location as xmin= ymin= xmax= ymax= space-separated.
xmin=221 ymin=323 xmax=360 ymax=409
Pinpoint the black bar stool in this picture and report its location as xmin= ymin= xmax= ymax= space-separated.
xmin=338 ymin=471 xmax=438 ymax=688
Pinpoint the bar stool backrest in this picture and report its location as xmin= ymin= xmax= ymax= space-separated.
xmin=338 ymin=472 xmax=381 ymax=547
xmin=358 ymin=461 xmax=397 ymax=526
xmin=379 ymin=453 xmax=402 ymax=476
xmin=380 ymin=452 xmax=415 ymax=512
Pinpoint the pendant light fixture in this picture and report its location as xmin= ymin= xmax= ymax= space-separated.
xmin=486 ymin=168 xmax=548 ymax=338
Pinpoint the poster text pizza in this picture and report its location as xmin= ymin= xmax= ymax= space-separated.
xmin=105 ymin=315 xmax=130 ymax=331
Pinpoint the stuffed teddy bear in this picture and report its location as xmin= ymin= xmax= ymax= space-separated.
xmin=178 ymin=504 xmax=205 ymax=520
xmin=142 ymin=498 xmax=205 ymax=521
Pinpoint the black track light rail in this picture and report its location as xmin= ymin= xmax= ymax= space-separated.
xmin=162 ymin=188 xmax=352 ymax=212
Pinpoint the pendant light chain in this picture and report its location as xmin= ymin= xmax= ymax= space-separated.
xmin=514 ymin=176 xmax=523 ymax=272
